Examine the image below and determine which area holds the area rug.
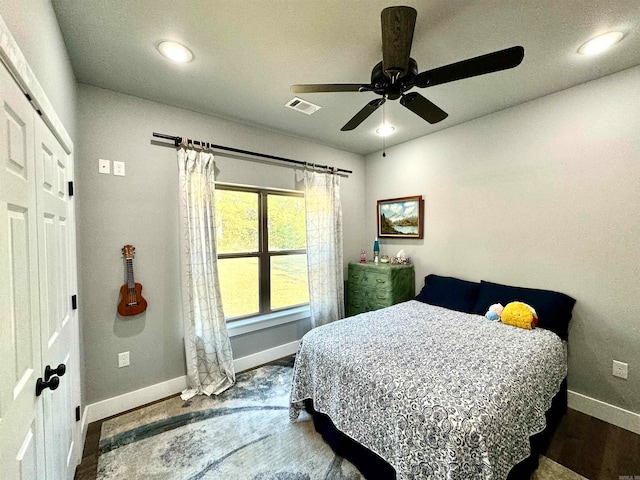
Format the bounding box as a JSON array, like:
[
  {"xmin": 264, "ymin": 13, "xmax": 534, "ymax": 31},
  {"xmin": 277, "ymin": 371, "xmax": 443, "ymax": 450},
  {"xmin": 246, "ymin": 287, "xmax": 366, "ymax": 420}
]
[{"xmin": 97, "ymin": 357, "xmax": 586, "ymax": 480}]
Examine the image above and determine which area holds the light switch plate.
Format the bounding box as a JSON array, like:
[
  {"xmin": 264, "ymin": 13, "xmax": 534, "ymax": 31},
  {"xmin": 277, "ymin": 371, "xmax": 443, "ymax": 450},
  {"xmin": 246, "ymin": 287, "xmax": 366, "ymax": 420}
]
[
  {"xmin": 612, "ymin": 360, "xmax": 628, "ymax": 379},
  {"xmin": 98, "ymin": 158, "xmax": 111, "ymax": 174},
  {"xmin": 113, "ymin": 160, "xmax": 125, "ymax": 176},
  {"xmin": 118, "ymin": 351, "xmax": 130, "ymax": 368}
]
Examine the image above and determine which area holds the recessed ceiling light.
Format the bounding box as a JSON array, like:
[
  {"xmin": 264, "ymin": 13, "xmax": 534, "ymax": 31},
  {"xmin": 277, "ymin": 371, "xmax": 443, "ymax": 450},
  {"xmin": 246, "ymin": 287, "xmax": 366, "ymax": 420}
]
[
  {"xmin": 158, "ymin": 41, "xmax": 193, "ymax": 63},
  {"xmin": 376, "ymin": 124, "xmax": 395, "ymax": 136},
  {"xmin": 578, "ymin": 31, "xmax": 624, "ymax": 56}
]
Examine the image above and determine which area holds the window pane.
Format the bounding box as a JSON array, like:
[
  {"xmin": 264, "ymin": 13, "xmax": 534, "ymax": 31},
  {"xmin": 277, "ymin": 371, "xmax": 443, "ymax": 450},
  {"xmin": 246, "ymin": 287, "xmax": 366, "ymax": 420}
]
[
  {"xmin": 218, "ymin": 257, "xmax": 259, "ymax": 318},
  {"xmin": 215, "ymin": 189, "xmax": 259, "ymax": 254},
  {"xmin": 271, "ymin": 254, "xmax": 309, "ymax": 309},
  {"xmin": 268, "ymin": 194, "xmax": 306, "ymax": 251}
]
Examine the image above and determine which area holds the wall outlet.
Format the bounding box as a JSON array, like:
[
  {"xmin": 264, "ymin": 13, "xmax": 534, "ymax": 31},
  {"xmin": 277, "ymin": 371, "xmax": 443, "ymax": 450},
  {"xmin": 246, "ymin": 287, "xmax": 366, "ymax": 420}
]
[
  {"xmin": 98, "ymin": 158, "xmax": 111, "ymax": 174},
  {"xmin": 113, "ymin": 160, "xmax": 125, "ymax": 176},
  {"xmin": 118, "ymin": 351, "xmax": 130, "ymax": 368},
  {"xmin": 612, "ymin": 360, "xmax": 628, "ymax": 379}
]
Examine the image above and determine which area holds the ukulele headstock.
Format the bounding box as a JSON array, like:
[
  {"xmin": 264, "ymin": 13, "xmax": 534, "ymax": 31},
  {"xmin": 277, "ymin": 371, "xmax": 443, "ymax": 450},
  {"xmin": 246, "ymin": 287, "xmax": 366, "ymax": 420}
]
[{"xmin": 122, "ymin": 244, "xmax": 135, "ymax": 259}]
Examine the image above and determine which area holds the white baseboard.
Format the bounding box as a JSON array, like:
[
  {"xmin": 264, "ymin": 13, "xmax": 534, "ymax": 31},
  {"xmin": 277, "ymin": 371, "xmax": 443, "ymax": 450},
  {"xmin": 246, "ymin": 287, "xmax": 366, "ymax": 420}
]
[
  {"xmin": 233, "ymin": 340, "xmax": 300, "ymax": 372},
  {"xmin": 86, "ymin": 375, "xmax": 189, "ymax": 424},
  {"xmin": 85, "ymin": 340, "xmax": 300, "ymax": 424},
  {"xmin": 568, "ymin": 389, "xmax": 640, "ymax": 434}
]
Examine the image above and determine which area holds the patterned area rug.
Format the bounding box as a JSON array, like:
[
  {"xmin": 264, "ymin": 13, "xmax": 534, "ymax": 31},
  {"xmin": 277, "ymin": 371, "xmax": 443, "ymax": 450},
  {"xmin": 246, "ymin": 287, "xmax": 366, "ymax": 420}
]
[{"xmin": 97, "ymin": 357, "xmax": 586, "ymax": 480}]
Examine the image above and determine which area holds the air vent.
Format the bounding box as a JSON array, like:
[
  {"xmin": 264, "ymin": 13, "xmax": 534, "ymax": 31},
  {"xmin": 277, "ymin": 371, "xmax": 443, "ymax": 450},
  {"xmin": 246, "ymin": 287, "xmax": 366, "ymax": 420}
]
[{"xmin": 285, "ymin": 97, "xmax": 321, "ymax": 115}]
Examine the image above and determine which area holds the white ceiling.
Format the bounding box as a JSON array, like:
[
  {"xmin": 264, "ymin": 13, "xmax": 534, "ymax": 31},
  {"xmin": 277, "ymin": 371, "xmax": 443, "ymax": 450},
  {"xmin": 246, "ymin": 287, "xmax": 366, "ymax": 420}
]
[{"xmin": 51, "ymin": 0, "xmax": 640, "ymax": 155}]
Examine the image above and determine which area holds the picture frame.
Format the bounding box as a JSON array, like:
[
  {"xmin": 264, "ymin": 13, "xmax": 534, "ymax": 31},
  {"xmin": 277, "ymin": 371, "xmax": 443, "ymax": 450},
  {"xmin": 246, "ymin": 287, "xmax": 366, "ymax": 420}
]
[{"xmin": 377, "ymin": 195, "xmax": 424, "ymax": 239}]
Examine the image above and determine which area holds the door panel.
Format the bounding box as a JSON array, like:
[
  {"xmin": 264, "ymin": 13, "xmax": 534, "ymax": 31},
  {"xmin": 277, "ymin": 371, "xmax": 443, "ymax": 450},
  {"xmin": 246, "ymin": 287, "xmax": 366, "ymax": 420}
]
[
  {"xmin": 0, "ymin": 62, "xmax": 45, "ymax": 480},
  {"xmin": 16, "ymin": 418, "xmax": 41, "ymax": 480},
  {"xmin": 35, "ymin": 114, "xmax": 78, "ymax": 480}
]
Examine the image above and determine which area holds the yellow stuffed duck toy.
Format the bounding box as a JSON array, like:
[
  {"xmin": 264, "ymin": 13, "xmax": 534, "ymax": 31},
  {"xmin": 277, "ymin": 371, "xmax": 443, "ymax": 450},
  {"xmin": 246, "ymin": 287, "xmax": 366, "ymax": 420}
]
[
  {"xmin": 486, "ymin": 301, "xmax": 538, "ymax": 329},
  {"xmin": 501, "ymin": 301, "xmax": 538, "ymax": 329}
]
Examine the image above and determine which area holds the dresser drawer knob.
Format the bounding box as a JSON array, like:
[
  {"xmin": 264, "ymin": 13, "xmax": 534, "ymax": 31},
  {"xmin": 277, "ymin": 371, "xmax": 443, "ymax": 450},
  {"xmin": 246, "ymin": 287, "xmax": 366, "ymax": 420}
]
[{"xmin": 376, "ymin": 279, "xmax": 386, "ymax": 283}]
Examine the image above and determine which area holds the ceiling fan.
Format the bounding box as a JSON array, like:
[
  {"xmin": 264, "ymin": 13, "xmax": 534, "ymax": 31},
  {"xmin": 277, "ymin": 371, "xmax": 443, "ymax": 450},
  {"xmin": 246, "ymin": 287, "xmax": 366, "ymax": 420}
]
[{"xmin": 291, "ymin": 6, "xmax": 524, "ymax": 131}]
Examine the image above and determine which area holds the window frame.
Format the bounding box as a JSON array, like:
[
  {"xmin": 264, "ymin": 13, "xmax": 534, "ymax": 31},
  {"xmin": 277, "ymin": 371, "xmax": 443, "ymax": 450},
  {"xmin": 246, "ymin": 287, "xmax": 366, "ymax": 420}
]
[{"xmin": 215, "ymin": 183, "xmax": 308, "ymax": 321}]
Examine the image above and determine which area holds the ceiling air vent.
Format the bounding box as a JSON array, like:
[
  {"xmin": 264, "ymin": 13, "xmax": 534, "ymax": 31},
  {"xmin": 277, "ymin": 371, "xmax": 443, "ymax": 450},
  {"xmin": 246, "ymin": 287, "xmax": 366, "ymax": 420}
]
[{"xmin": 285, "ymin": 97, "xmax": 321, "ymax": 115}]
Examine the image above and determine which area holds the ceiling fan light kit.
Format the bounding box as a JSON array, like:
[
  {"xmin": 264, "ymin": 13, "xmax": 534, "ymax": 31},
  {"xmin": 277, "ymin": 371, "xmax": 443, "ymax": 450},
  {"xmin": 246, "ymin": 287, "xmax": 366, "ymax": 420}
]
[
  {"xmin": 376, "ymin": 124, "xmax": 395, "ymax": 136},
  {"xmin": 290, "ymin": 6, "xmax": 524, "ymax": 132}
]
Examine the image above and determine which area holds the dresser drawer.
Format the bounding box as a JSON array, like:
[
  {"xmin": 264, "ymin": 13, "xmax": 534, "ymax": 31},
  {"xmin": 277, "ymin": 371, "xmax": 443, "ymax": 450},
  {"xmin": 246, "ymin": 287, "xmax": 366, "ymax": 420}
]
[
  {"xmin": 347, "ymin": 285, "xmax": 393, "ymax": 304},
  {"xmin": 348, "ymin": 267, "xmax": 391, "ymax": 289},
  {"xmin": 347, "ymin": 298, "xmax": 370, "ymax": 315},
  {"xmin": 347, "ymin": 296, "xmax": 389, "ymax": 315},
  {"xmin": 361, "ymin": 271, "xmax": 392, "ymax": 289}
]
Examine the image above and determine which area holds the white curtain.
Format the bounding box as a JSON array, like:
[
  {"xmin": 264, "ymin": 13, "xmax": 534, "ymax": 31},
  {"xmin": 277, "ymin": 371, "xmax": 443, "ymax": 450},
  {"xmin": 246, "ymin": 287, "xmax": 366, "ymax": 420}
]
[
  {"xmin": 177, "ymin": 147, "xmax": 235, "ymax": 400},
  {"xmin": 304, "ymin": 169, "xmax": 345, "ymax": 328}
]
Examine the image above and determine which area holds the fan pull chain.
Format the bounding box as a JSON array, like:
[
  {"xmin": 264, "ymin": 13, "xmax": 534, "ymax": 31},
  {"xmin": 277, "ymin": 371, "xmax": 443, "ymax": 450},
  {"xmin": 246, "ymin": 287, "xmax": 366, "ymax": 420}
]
[{"xmin": 382, "ymin": 100, "xmax": 387, "ymax": 157}]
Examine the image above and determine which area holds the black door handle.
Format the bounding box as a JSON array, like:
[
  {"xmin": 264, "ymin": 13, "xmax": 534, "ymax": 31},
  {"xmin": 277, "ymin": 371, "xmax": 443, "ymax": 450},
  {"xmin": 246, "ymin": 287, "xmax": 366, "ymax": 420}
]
[
  {"xmin": 44, "ymin": 363, "xmax": 66, "ymax": 381},
  {"xmin": 36, "ymin": 376, "xmax": 60, "ymax": 396}
]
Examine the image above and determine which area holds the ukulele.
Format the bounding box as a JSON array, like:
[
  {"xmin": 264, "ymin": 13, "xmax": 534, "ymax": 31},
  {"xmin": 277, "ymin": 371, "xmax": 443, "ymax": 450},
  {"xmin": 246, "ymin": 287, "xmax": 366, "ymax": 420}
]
[{"xmin": 117, "ymin": 245, "xmax": 148, "ymax": 316}]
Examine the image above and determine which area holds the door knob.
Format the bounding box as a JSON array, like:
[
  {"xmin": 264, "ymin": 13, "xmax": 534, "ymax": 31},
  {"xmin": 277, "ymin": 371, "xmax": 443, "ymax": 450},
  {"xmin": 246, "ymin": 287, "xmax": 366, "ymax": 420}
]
[
  {"xmin": 36, "ymin": 376, "xmax": 60, "ymax": 396},
  {"xmin": 44, "ymin": 363, "xmax": 66, "ymax": 381}
]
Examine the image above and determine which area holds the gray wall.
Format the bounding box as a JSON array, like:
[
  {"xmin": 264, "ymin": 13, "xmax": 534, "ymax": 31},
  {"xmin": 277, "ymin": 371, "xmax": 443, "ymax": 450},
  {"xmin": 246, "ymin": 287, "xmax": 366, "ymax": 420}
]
[
  {"xmin": 365, "ymin": 66, "xmax": 640, "ymax": 414},
  {"xmin": 77, "ymin": 84, "xmax": 365, "ymax": 404}
]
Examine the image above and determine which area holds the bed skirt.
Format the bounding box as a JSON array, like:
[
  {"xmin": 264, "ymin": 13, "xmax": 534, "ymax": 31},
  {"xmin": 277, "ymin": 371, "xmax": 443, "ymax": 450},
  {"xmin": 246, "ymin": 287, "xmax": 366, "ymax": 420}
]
[{"xmin": 304, "ymin": 378, "xmax": 568, "ymax": 480}]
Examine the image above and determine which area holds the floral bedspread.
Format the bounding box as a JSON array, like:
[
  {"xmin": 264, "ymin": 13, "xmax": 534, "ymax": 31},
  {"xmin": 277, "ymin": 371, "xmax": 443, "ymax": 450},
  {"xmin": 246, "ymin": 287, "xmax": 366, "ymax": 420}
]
[{"xmin": 290, "ymin": 300, "xmax": 567, "ymax": 480}]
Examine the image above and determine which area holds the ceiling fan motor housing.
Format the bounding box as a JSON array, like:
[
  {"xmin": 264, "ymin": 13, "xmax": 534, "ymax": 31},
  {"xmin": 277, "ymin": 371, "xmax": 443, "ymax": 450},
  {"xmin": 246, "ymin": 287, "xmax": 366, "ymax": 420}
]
[{"xmin": 371, "ymin": 58, "xmax": 418, "ymax": 100}]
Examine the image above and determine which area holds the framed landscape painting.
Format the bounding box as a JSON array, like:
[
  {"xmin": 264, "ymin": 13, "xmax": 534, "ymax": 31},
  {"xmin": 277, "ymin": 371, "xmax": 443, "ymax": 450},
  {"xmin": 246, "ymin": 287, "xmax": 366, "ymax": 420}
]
[{"xmin": 377, "ymin": 195, "xmax": 424, "ymax": 239}]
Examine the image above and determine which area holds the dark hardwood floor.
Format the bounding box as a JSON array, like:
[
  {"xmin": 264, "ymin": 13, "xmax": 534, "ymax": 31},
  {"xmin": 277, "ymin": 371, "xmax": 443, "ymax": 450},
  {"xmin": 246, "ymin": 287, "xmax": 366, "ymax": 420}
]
[
  {"xmin": 546, "ymin": 409, "xmax": 640, "ymax": 480},
  {"xmin": 75, "ymin": 407, "xmax": 639, "ymax": 480}
]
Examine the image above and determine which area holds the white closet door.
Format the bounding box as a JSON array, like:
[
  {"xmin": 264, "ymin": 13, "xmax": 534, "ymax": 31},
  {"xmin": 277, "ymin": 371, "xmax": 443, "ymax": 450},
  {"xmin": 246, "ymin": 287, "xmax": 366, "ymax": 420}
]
[
  {"xmin": 0, "ymin": 56, "xmax": 80, "ymax": 479},
  {"xmin": 35, "ymin": 109, "xmax": 79, "ymax": 480},
  {"xmin": 0, "ymin": 62, "xmax": 46, "ymax": 479}
]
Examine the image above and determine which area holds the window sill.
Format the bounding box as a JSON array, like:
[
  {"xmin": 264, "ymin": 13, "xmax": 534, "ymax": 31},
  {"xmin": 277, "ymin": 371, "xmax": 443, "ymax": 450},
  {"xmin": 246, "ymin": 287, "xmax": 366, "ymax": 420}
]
[{"xmin": 226, "ymin": 306, "xmax": 310, "ymax": 337}]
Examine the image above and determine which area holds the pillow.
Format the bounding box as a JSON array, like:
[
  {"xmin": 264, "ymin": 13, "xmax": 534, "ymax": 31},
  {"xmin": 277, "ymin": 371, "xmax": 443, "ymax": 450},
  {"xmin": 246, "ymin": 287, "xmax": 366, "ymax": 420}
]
[
  {"xmin": 472, "ymin": 280, "xmax": 576, "ymax": 340},
  {"xmin": 415, "ymin": 274, "xmax": 481, "ymax": 314}
]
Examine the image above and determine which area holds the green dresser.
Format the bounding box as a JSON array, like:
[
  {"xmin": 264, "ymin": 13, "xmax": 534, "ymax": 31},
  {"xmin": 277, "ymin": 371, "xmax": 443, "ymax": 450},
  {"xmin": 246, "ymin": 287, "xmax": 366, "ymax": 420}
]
[{"xmin": 346, "ymin": 262, "xmax": 415, "ymax": 316}]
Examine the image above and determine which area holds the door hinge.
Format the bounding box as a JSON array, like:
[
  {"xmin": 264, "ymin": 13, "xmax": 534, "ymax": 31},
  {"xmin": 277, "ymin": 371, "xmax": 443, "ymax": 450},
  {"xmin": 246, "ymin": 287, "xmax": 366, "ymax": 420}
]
[
  {"xmin": 24, "ymin": 93, "xmax": 42, "ymax": 116},
  {"xmin": 76, "ymin": 406, "xmax": 81, "ymax": 422},
  {"xmin": 68, "ymin": 181, "xmax": 74, "ymax": 197},
  {"xmin": 71, "ymin": 294, "xmax": 77, "ymax": 310}
]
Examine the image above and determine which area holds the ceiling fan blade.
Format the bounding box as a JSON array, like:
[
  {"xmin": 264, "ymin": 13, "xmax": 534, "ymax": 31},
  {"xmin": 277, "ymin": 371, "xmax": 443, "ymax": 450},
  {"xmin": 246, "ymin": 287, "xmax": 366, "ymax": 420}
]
[
  {"xmin": 415, "ymin": 46, "xmax": 524, "ymax": 88},
  {"xmin": 341, "ymin": 98, "xmax": 386, "ymax": 131},
  {"xmin": 400, "ymin": 92, "xmax": 448, "ymax": 124},
  {"xmin": 291, "ymin": 84, "xmax": 371, "ymax": 93},
  {"xmin": 381, "ymin": 6, "xmax": 417, "ymax": 79}
]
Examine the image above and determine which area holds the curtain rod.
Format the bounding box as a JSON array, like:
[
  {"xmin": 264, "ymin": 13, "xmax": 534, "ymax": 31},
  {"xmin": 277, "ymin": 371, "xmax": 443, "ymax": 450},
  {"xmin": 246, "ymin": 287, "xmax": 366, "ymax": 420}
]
[{"xmin": 152, "ymin": 132, "xmax": 353, "ymax": 174}]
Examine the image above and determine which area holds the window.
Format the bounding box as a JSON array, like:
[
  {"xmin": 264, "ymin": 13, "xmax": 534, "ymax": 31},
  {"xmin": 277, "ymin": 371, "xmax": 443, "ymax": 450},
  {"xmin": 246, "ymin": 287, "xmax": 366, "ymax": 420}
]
[{"xmin": 215, "ymin": 184, "xmax": 309, "ymax": 320}]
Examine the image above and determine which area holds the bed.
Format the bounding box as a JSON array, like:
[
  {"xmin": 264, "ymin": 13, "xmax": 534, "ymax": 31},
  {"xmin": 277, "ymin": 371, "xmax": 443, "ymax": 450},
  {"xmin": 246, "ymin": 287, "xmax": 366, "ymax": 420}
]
[{"xmin": 290, "ymin": 275, "xmax": 576, "ymax": 480}]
